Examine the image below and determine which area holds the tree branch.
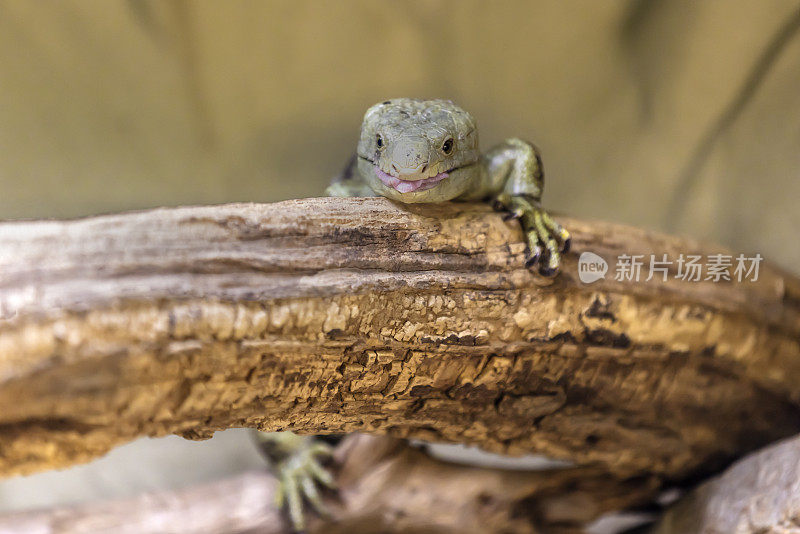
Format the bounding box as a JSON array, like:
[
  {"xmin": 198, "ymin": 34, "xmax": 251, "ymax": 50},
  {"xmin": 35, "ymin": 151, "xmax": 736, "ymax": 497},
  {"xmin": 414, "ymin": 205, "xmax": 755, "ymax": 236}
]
[
  {"xmin": 0, "ymin": 198, "xmax": 798, "ymax": 484},
  {"xmin": 0, "ymin": 434, "xmax": 659, "ymax": 534},
  {"xmin": 651, "ymin": 433, "xmax": 800, "ymax": 534}
]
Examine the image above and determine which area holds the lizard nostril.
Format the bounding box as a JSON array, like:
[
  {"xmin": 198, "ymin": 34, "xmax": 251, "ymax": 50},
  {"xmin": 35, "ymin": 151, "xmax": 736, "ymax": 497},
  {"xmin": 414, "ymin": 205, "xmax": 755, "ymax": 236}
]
[{"xmin": 391, "ymin": 163, "xmax": 399, "ymax": 173}]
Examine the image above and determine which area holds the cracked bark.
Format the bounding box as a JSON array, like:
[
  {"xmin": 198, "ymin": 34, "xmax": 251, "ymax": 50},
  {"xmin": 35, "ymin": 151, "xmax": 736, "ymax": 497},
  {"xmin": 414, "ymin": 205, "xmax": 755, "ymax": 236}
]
[{"xmin": 0, "ymin": 197, "xmax": 799, "ymax": 490}]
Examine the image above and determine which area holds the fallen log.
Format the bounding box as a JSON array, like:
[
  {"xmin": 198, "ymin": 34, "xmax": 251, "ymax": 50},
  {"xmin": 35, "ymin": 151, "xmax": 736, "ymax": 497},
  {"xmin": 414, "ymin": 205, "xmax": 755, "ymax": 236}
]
[{"xmin": 0, "ymin": 197, "xmax": 798, "ymax": 484}]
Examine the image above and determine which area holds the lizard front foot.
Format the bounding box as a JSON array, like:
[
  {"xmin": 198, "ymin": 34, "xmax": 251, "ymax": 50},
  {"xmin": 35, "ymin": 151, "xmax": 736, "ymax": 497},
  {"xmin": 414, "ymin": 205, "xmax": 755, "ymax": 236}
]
[
  {"xmin": 497, "ymin": 195, "xmax": 571, "ymax": 277},
  {"xmin": 254, "ymin": 431, "xmax": 337, "ymax": 533}
]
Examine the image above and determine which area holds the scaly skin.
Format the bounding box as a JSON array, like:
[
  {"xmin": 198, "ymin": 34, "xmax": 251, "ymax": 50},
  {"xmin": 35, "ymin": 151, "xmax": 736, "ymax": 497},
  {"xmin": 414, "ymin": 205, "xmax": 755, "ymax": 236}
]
[
  {"xmin": 254, "ymin": 432, "xmax": 336, "ymax": 532},
  {"xmin": 262, "ymin": 99, "xmax": 570, "ymax": 531},
  {"xmin": 328, "ymin": 98, "xmax": 570, "ymax": 273}
]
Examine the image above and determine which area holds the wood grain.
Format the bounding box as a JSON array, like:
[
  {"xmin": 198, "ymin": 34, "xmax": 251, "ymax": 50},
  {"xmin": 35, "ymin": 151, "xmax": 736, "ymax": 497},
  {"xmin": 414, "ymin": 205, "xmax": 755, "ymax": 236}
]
[{"xmin": 0, "ymin": 198, "xmax": 798, "ymax": 485}]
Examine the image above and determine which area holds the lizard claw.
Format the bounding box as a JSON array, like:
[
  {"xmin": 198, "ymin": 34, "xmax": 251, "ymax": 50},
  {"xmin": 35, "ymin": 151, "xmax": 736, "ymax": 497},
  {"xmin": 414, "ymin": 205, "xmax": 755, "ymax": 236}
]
[
  {"xmin": 535, "ymin": 247, "xmax": 558, "ymax": 277},
  {"xmin": 502, "ymin": 208, "xmax": 525, "ymax": 221},
  {"xmin": 501, "ymin": 195, "xmax": 570, "ymax": 276},
  {"xmin": 524, "ymin": 245, "xmax": 542, "ymax": 268},
  {"xmin": 538, "ymin": 263, "xmax": 558, "ymax": 278}
]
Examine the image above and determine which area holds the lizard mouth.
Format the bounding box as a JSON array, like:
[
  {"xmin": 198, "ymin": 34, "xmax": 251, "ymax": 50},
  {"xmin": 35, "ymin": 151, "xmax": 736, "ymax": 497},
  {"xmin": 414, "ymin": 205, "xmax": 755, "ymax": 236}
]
[{"xmin": 374, "ymin": 167, "xmax": 449, "ymax": 193}]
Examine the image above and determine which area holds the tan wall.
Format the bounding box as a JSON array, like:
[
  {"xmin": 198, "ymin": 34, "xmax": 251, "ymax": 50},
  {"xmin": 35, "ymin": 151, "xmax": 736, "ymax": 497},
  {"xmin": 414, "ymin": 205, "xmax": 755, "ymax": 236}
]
[{"xmin": 1, "ymin": 0, "xmax": 799, "ymax": 269}]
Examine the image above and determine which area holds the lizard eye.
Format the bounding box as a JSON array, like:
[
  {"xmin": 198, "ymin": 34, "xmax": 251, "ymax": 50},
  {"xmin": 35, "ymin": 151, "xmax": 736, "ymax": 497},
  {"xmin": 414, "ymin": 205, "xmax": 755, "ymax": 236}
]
[
  {"xmin": 376, "ymin": 135, "xmax": 384, "ymax": 149},
  {"xmin": 441, "ymin": 137, "xmax": 454, "ymax": 154}
]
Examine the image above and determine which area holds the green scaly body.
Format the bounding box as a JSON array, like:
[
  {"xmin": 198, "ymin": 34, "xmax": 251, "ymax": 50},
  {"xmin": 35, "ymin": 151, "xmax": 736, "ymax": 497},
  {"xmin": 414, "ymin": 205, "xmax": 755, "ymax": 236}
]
[{"xmin": 327, "ymin": 98, "xmax": 570, "ymax": 274}]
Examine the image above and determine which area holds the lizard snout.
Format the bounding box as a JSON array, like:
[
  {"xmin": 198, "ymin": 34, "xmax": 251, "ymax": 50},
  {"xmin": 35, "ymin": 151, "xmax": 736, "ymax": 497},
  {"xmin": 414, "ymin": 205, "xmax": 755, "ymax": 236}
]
[
  {"xmin": 391, "ymin": 162, "xmax": 428, "ymax": 175},
  {"xmin": 389, "ymin": 141, "xmax": 431, "ymax": 177}
]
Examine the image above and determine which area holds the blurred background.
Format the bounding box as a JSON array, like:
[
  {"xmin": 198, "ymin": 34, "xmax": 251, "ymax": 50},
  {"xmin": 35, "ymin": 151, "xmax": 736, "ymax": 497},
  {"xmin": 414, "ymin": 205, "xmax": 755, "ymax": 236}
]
[{"xmin": 0, "ymin": 0, "xmax": 798, "ymax": 522}]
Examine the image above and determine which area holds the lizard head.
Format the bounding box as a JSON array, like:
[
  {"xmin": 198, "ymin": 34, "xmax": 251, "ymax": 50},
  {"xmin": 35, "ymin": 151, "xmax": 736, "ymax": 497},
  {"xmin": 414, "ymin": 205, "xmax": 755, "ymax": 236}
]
[{"xmin": 356, "ymin": 98, "xmax": 480, "ymax": 203}]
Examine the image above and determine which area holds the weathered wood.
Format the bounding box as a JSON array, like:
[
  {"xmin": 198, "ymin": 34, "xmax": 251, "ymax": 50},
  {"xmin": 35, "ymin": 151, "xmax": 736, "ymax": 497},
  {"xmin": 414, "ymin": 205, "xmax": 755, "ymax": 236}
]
[
  {"xmin": 650, "ymin": 433, "xmax": 800, "ymax": 534},
  {"xmin": 0, "ymin": 197, "xmax": 799, "ymax": 483},
  {"xmin": 0, "ymin": 471, "xmax": 280, "ymax": 534},
  {"xmin": 0, "ymin": 434, "xmax": 659, "ymax": 534}
]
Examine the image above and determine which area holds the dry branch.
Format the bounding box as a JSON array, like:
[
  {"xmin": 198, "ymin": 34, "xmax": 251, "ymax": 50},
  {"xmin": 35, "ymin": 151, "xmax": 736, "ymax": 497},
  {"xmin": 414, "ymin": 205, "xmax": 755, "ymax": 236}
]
[
  {"xmin": 0, "ymin": 434, "xmax": 659, "ymax": 534},
  {"xmin": 0, "ymin": 197, "xmax": 799, "ymax": 484},
  {"xmin": 650, "ymin": 433, "xmax": 800, "ymax": 534}
]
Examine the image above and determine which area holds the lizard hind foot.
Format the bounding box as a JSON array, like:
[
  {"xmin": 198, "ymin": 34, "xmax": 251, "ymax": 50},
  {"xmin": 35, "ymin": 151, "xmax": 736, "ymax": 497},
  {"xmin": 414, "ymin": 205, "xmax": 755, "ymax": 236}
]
[{"xmin": 255, "ymin": 432, "xmax": 338, "ymax": 533}]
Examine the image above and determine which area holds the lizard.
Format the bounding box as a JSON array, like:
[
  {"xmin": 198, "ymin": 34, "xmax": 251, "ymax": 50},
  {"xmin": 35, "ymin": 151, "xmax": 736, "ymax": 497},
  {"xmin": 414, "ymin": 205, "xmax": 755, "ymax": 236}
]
[{"xmin": 256, "ymin": 98, "xmax": 570, "ymax": 532}]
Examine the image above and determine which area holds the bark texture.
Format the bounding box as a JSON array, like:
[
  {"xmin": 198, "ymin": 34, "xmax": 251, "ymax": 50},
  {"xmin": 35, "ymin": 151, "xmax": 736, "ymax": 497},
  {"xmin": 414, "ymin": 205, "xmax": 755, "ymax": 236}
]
[
  {"xmin": 0, "ymin": 434, "xmax": 659, "ymax": 534},
  {"xmin": 0, "ymin": 198, "xmax": 799, "ymax": 485}
]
